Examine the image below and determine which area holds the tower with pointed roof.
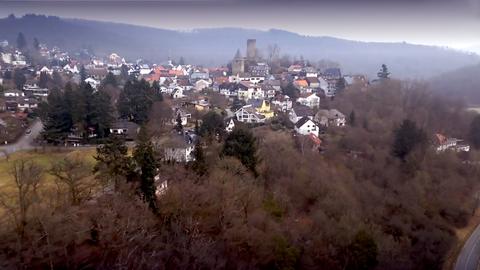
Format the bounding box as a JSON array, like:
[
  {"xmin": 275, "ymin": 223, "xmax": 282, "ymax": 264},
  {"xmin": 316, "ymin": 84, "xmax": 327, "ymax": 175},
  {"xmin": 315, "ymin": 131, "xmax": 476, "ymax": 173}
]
[{"xmin": 232, "ymin": 49, "xmax": 245, "ymax": 75}]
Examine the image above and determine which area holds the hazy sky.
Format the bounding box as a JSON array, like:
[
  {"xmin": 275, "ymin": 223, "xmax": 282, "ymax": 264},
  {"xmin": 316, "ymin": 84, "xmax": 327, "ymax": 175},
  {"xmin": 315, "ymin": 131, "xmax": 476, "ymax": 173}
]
[{"xmin": 1, "ymin": 0, "xmax": 480, "ymax": 51}]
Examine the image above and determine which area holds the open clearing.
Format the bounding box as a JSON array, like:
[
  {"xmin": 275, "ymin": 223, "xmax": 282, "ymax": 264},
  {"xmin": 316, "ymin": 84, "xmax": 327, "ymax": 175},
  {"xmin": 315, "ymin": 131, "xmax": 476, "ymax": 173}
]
[{"xmin": 0, "ymin": 148, "xmax": 97, "ymax": 187}]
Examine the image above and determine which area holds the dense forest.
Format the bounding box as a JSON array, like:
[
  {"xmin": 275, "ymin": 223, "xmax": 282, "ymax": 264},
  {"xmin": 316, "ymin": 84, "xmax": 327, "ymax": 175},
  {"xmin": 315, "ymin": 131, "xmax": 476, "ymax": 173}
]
[{"xmin": 1, "ymin": 80, "xmax": 480, "ymax": 269}]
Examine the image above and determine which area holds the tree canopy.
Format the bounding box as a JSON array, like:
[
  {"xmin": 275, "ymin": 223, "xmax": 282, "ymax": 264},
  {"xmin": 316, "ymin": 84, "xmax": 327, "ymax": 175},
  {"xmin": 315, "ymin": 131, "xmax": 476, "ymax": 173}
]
[
  {"xmin": 377, "ymin": 64, "xmax": 390, "ymax": 80},
  {"xmin": 222, "ymin": 127, "xmax": 258, "ymax": 176},
  {"xmin": 391, "ymin": 119, "xmax": 427, "ymax": 161},
  {"xmin": 16, "ymin": 32, "xmax": 26, "ymax": 50},
  {"xmin": 117, "ymin": 78, "xmax": 154, "ymax": 124},
  {"xmin": 40, "ymin": 83, "xmax": 114, "ymax": 143}
]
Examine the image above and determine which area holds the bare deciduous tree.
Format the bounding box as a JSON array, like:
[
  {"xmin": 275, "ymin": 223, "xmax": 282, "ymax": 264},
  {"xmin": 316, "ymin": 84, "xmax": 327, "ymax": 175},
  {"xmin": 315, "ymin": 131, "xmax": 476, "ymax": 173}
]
[
  {"xmin": 0, "ymin": 159, "xmax": 43, "ymax": 265},
  {"xmin": 50, "ymin": 156, "xmax": 93, "ymax": 205}
]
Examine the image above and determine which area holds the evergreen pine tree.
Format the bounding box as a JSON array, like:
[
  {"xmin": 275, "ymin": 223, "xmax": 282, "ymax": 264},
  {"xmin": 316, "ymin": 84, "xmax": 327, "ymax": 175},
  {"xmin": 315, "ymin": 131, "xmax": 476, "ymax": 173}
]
[
  {"xmin": 80, "ymin": 65, "xmax": 87, "ymax": 82},
  {"xmin": 33, "ymin": 37, "xmax": 40, "ymax": 51},
  {"xmin": 175, "ymin": 114, "xmax": 183, "ymax": 133},
  {"xmin": 346, "ymin": 230, "xmax": 378, "ymax": 270},
  {"xmin": 51, "ymin": 71, "xmax": 63, "ymax": 88},
  {"xmin": 200, "ymin": 111, "xmax": 225, "ymax": 140},
  {"xmin": 194, "ymin": 119, "xmax": 200, "ymax": 135},
  {"xmin": 179, "ymin": 56, "xmax": 186, "ymax": 65},
  {"xmin": 94, "ymin": 135, "xmax": 134, "ymax": 189},
  {"xmin": 40, "ymin": 88, "xmax": 73, "ymax": 143},
  {"xmin": 391, "ymin": 119, "xmax": 427, "ymax": 161},
  {"xmin": 16, "ymin": 32, "xmax": 26, "ymax": 50},
  {"xmin": 192, "ymin": 139, "xmax": 208, "ymax": 176},
  {"xmin": 91, "ymin": 90, "xmax": 114, "ymax": 138},
  {"xmin": 133, "ymin": 127, "xmax": 158, "ymax": 212},
  {"xmin": 336, "ymin": 77, "xmax": 346, "ymax": 91},
  {"xmin": 101, "ymin": 72, "xmax": 117, "ymax": 87},
  {"xmin": 13, "ymin": 69, "xmax": 26, "ymax": 90},
  {"xmin": 377, "ymin": 64, "xmax": 390, "ymax": 80},
  {"xmin": 152, "ymin": 80, "xmax": 163, "ymax": 101},
  {"xmin": 38, "ymin": 71, "xmax": 49, "ymax": 88},
  {"xmin": 222, "ymin": 127, "xmax": 258, "ymax": 176},
  {"xmin": 117, "ymin": 78, "xmax": 154, "ymax": 124},
  {"xmin": 282, "ymin": 82, "xmax": 299, "ymax": 99},
  {"xmin": 469, "ymin": 115, "xmax": 480, "ymax": 149},
  {"xmin": 120, "ymin": 64, "xmax": 129, "ymax": 81},
  {"xmin": 349, "ymin": 110, "xmax": 356, "ymax": 127}
]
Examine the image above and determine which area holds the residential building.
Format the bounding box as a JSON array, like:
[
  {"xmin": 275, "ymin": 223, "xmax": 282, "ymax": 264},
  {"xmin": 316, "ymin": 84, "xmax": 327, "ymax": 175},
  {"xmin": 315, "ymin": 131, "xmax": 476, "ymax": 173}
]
[
  {"xmin": 295, "ymin": 116, "xmax": 319, "ymax": 136},
  {"xmin": 289, "ymin": 104, "xmax": 314, "ymax": 124},
  {"xmin": 109, "ymin": 120, "xmax": 140, "ymax": 140},
  {"xmin": 315, "ymin": 109, "xmax": 346, "ymax": 127},
  {"xmin": 155, "ymin": 133, "xmax": 197, "ymax": 162},
  {"xmin": 434, "ymin": 133, "xmax": 470, "ymax": 152},
  {"xmin": 235, "ymin": 105, "xmax": 266, "ymax": 123},
  {"xmin": 23, "ymin": 84, "xmax": 49, "ymax": 97},
  {"xmin": 172, "ymin": 108, "xmax": 192, "ymax": 126},
  {"xmin": 194, "ymin": 79, "xmax": 211, "ymax": 91},
  {"xmin": 4, "ymin": 89, "xmax": 24, "ymax": 98},
  {"xmin": 255, "ymin": 99, "xmax": 275, "ymax": 119},
  {"xmin": 306, "ymin": 77, "xmax": 320, "ymax": 89},
  {"xmin": 272, "ymin": 94, "xmax": 293, "ymax": 112},
  {"xmin": 16, "ymin": 97, "xmax": 38, "ymax": 111},
  {"xmin": 249, "ymin": 63, "xmax": 270, "ymax": 77},
  {"xmin": 172, "ymin": 88, "xmax": 185, "ymax": 99},
  {"xmin": 323, "ymin": 68, "xmax": 342, "ymax": 80},
  {"xmin": 297, "ymin": 93, "xmax": 320, "ymax": 108},
  {"xmin": 85, "ymin": 77, "xmax": 100, "ymax": 90},
  {"xmin": 225, "ymin": 118, "xmax": 236, "ymax": 133}
]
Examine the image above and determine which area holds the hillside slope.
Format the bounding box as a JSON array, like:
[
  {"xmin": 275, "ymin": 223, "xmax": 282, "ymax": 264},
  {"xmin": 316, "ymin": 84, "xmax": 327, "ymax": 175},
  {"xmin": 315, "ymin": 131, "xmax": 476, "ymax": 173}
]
[
  {"xmin": 0, "ymin": 14, "xmax": 479, "ymax": 79},
  {"xmin": 430, "ymin": 63, "xmax": 480, "ymax": 105}
]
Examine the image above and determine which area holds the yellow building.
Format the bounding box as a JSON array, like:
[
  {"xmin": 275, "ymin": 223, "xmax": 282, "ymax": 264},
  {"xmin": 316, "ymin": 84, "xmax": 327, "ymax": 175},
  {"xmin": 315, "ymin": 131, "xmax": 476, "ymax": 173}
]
[{"xmin": 256, "ymin": 100, "xmax": 275, "ymax": 119}]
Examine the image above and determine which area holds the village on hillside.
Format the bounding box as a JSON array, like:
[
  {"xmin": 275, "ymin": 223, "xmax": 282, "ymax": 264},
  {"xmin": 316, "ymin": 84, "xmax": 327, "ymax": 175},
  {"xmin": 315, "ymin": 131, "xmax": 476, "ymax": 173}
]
[
  {"xmin": 1, "ymin": 18, "xmax": 480, "ymax": 269},
  {"xmin": 0, "ymin": 35, "xmax": 470, "ymax": 160}
]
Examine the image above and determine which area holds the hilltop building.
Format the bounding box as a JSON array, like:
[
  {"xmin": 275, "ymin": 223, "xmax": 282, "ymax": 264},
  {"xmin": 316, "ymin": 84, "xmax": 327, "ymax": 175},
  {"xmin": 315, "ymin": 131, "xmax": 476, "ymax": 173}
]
[
  {"xmin": 247, "ymin": 39, "xmax": 257, "ymax": 61},
  {"xmin": 232, "ymin": 49, "xmax": 245, "ymax": 75}
]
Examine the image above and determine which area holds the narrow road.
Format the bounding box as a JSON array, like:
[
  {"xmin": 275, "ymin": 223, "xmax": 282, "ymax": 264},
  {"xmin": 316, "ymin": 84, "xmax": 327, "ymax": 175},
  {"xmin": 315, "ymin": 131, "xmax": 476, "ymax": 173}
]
[
  {"xmin": 455, "ymin": 223, "xmax": 480, "ymax": 270},
  {"xmin": 0, "ymin": 119, "xmax": 43, "ymax": 156}
]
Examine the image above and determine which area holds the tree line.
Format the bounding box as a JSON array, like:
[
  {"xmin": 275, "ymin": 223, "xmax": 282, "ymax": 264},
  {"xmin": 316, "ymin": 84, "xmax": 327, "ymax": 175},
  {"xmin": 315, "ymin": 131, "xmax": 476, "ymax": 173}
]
[{"xmin": 1, "ymin": 79, "xmax": 480, "ymax": 269}]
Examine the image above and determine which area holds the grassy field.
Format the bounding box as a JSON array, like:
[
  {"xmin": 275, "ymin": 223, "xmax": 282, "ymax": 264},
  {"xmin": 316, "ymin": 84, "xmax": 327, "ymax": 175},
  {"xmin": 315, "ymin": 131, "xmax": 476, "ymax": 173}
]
[{"xmin": 0, "ymin": 148, "xmax": 97, "ymax": 187}]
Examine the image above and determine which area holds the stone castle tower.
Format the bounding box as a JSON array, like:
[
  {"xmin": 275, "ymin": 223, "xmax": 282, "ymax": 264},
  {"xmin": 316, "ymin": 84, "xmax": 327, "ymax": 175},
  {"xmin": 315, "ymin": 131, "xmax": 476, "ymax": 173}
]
[
  {"xmin": 247, "ymin": 39, "xmax": 256, "ymax": 61},
  {"xmin": 232, "ymin": 49, "xmax": 245, "ymax": 75}
]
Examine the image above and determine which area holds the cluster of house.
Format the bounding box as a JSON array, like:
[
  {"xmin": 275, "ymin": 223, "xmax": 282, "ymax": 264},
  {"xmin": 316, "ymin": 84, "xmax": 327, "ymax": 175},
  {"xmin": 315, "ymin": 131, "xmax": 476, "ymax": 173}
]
[
  {"xmin": 2, "ymin": 38, "xmax": 470, "ymax": 161},
  {"xmin": 1, "ymin": 84, "xmax": 48, "ymax": 112}
]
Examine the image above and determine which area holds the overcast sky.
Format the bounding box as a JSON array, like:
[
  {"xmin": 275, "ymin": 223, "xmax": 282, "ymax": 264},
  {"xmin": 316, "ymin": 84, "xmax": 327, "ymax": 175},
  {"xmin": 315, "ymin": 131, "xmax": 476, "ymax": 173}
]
[{"xmin": 1, "ymin": 0, "xmax": 479, "ymax": 51}]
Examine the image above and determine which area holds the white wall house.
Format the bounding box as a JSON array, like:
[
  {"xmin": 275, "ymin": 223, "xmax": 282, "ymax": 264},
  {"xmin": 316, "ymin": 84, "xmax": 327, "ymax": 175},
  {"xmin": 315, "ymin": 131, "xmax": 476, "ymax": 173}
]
[
  {"xmin": 194, "ymin": 79, "xmax": 211, "ymax": 91},
  {"xmin": 172, "ymin": 88, "xmax": 185, "ymax": 99},
  {"xmin": 17, "ymin": 98, "xmax": 38, "ymax": 110},
  {"xmin": 297, "ymin": 93, "xmax": 320, "ymax": 108},
  {"xmin": 272, "ymin": 95, "xmax": 292, "ymax": 112},
  {"xmin": 85, "ymin": 77, "xmax": 100, "ymax": 90},
  {"xmin": 295, "ymin": 117, "xmax": 319, "ymax": 137},
  {"xmin": 172, "ymin": 108, "xmax": 191, "ymax": 126},
  {"xmin": 315, "ymin": 109, "xmax": 346, "ymax": 127},
  {"xmin": 4, "ymin": 90, "xmax": 24, "ymax": 97},
  {"xmin": 225, "ymin": 119, "xmax": 236, "ymax": 133},
  {"xmin": 235, "ymin": 105, "xmax": 265, "ymax": 123}
]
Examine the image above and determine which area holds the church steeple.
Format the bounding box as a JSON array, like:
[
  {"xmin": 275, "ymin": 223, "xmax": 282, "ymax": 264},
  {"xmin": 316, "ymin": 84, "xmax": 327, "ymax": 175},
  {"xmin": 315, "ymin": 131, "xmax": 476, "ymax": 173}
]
[{"xmin": 234, "ymin": 48, "xmax": 242, "ymax": 59}]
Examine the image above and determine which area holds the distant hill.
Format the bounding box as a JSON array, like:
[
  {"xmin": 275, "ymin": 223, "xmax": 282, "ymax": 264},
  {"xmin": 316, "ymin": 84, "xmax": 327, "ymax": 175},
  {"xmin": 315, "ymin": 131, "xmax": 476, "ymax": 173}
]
[
  {"xmin": 430, "ymin": 63, "xmax": 480, "ymax": 105},
  {"xmin": 0, "ymin": 14, "xmax": 479, "ymax": 79}
]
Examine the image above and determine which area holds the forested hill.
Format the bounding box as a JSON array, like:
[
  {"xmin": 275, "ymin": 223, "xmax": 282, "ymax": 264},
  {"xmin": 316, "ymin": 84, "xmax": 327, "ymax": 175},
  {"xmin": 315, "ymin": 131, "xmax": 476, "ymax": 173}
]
[
  {"xmin": 0, "ymin": 14, "xmax": 479, "ymax": 79},
  {"xmin": 430, "ymin": 63, "xmax": 480, "ymax": 105}
]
